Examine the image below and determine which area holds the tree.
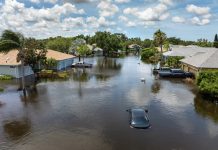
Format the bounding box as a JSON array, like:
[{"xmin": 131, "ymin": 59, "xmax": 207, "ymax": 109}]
[
  {"xmin": 70, "ymin": 38, "xmax": 86, "ymax": 55},
  {"xmin": 93, "ymin": 31, "xmax": 122, "ymax": 56},
  {"xmin": 197, "ymin": 71, "xmax": 218, "ymax": 99},
  {"xmin": 153, "ymin": 29, "xmax": 167, "ymax": 53},
  {"xmin": 141, "ymin": 47, "xmax": 159, "ymax": 63},
  {"xmin": 163, "ymin": 40, "xmax": 170, "ymax": 51},
  {"xmin": 46, "ymin": 37, "xmax": 72, "ymax": 53},
  {"xmin": 76, "ymin": 45, "xmax": 91, "ymax": 62},
  {"xmin": 214, "ymin": 34, "xmax": 218, "ymax": 48},
  {"xmin": 0, "ymin": 30, "xmax": 26, "ymax": 95},
  {"xmin": 23, "ymin": 38, "xmax": 47, "ymax": 73},
  {"xmin": 214, "ymin": 34, "xmax": 218, "ymax": 42}
]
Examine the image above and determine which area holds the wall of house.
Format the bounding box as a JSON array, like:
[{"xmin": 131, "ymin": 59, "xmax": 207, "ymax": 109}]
[
  {"xmin": 182, "ymin": 63, "xmax": 199, "ymax": 76},
  {"xmin": 57, "ymin": 58, "xmax": 74, "ymax": 70},
  {"xmin": 182, "ymin": 63, "xmax": 218, "ymax": 77},
  {"xmin": 0, "ymin": 65, "xmax": 34, "ymax": 78}
]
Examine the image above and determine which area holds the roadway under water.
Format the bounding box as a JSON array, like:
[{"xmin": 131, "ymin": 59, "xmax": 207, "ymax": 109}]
[{"xmin": 0, "ymin": 56, "xmax": 218, "ymax": 150}]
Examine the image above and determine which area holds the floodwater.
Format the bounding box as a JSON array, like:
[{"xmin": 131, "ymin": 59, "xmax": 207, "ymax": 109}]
[{"xmin": 0, "ymin": 56, "xmax": 218, "ymax": 150}]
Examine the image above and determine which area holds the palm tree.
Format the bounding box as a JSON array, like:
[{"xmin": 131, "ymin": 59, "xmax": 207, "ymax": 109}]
[
  {"xmin": 0, "ymin": 30, "xmax": 26, "ymax": 95},
  {"xmin": 153, "ymin": 29, "xmax": 167, "ymax": 54}
]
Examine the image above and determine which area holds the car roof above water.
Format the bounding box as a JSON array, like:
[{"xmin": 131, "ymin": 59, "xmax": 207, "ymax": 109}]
[{"xmin": 131, "ymin": 108, "xmax": 146, "ymax": 117}]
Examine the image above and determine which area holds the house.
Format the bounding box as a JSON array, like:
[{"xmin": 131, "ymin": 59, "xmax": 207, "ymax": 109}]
[
  {"xmin": 44, "ymin": 49, "xmax": 76, "ymax": 70},
  {"xmin": 163, "ymin": 45, "xmax": 218, "ymax": 61},
  {"xmin": 180, "ymin": 48, "xmax": 218, "ymax": 76},
  {"xmin": 0, "ymin": 49, "xmax": 76, "ymax": 78}
]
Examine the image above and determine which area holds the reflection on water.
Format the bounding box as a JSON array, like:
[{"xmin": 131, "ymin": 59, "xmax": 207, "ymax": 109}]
[
  {"xmin": 194, "ymin": 94, "xmax": 218, "ymax": 123},
  {"xmin": 1, "ymin": 57, "xmax": 218, "ymax": 150},
  {"xmin": 151, "ymin": 80, "xmax": 161, "ymax": 94},
  {"xmin": 71, "ymin": 68, "xmax": 90, "ymax": 82},
  {"xmin": 3, "ymin": 118, "xmax": 31, "ymax": 141}
]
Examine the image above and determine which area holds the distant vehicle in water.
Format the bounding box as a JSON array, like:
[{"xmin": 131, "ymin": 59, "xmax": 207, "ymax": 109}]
[
  {"xmin": 126, "ymin": 108, "xmax": 150, "ymax": 129},
  {"xmin": 153, "ymin": 67, "xmax": 171, "ymax": 74},
  {"xmin": 71, "ymin": 61, "xmax": 92, "ymax": 68},
  {"xmin": 158, "ymin": 68, "xmax": 194, "ymax": 78}
]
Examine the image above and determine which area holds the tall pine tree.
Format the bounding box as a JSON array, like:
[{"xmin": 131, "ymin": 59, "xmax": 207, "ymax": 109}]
[
  {"xmin": 214, "ymin": 34, "xmax": 218, "ymax": 48},
  {"xmin": 214, "ymin": 34, "xmax": 218, "ymax": 42}
]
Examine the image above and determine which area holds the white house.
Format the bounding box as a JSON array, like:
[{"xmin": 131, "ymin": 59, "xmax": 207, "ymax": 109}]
[
  {"xmin": 45, "ymin": 49, "xmax": 76, "ymax": 70},
  {"xmin": 0, "ymin": 49, "xmax": 76, "ymax": 78},
  {"xmin": 163, "ymin": 45, "xmax": 218, "ymax": 59},
  {"xmin": 180, "ymin": 48, "xmax": 218, "ymax": 75}
]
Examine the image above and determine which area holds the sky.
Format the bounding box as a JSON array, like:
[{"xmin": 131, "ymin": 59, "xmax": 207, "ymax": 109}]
[{"xmin": 0, "ymin": 0, "xmax": 218, "ymax": 41}]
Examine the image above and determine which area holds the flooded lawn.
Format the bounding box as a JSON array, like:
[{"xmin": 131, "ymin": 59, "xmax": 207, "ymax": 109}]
[{"xmin": 1, "ymin": 56, "xmax": 218, "ymax": 150}]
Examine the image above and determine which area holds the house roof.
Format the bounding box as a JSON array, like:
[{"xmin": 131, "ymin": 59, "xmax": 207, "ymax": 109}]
[
  {"xmin": 163, "ymin": 45, "xmax": 218, "ymax": 58},
  {"xmin": 46, "ymin": 49, "xmax": 76, "ymax": 61},
  {"xmin": 0, "ymin": 50, "xmax": 20, "ymax": 65},
  {"xmin": 0, "ymin": 49, "xmax": 76, "ymax": 66},
  {"xmin": 180, "ymin": 49, "xmax": 218, "ymax": 69}
]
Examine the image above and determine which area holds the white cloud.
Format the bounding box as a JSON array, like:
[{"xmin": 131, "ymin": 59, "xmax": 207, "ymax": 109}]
[
  {"xmin": 115, "ymin": 0, "xmax": 130, "ymax": 3},
  {"xmin": 97, "ymin": 1, "xmax": 119, "ymax": 17},
  {"xmin": 186, "ymin": 4, "xmax": 211, "ymax": 26},
  {"xmin": 172, "ymin": 16, "xmax": 185, "ymax": 23},
  {"xmin": 30, "ymin": 0, "xmax": 40, "ymax": 3},
  {"xmin": 190, "ymin": 17, "xmax": 210, "ymax": 26},
  {"xmin": 123, "ymin": 7, "xmax": 138, "ymax": 15},
  {"xmin": 0, "ymin": 0, "xmax": 87, "ymax": 38},
  {"xmin": 30, "ymin": 0, "xmax": 58, "ymax": 4},
  {"xmin": 186, "ymin": 4, "xmax": 210, "ymax": 16},
  {"xmin": 118, "ymin": 15, "xmax": 128, "ymax": 22},
  {"xmin": 125, "ymin": 4, "xmax": 169, "ymax": 21},
  {"xmin": 159, "ymin": 0, "xmax": 173, "ymax": 6},
  {"xmin": 126, "ymin": 21, "xmax": 136, "ymax": 27}
]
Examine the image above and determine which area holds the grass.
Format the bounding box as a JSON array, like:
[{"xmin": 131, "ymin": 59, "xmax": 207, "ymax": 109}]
[
  {"xmin": 57, "ymin": 71, "xmax": 69, "ymax": 79},
  {"xmin": 38, "ymin": 70, "xmax": 69, "ymax": 79},
  {"xmin": 0, "ymin": 75, "xmax": 13, "ymax": 80}
]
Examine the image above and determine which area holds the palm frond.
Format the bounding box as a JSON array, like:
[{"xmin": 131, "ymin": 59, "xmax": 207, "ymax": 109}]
[
  {"xmin": 0, "ymin": 40, "xmax": 20, "ymax": 53},
  {"xmin": 1, "ymin": 30, "xmax": 21, "ymax": 45}
]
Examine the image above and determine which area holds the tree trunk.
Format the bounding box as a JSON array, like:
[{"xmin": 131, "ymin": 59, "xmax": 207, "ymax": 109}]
[
  {"xmin": 160, "ymin": 44, "xmax": 163, "ymax": 54},
  {"xmin": 21, "ymin": 59, "xmax": 26, "ymax": 96}
]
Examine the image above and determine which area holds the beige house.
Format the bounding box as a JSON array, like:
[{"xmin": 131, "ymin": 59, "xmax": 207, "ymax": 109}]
[
  {"xmin": 0, "ymin": 49, "xmax": 76, "ymax": 78},
  {"xmin": 180, "ymin": 48, "xmax": 218, "ymax": 76}
]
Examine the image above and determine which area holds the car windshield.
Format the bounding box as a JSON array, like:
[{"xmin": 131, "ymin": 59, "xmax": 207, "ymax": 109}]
[{"xmin": 131, "ymin": 109, "xmax": 147, "ymax": 124}]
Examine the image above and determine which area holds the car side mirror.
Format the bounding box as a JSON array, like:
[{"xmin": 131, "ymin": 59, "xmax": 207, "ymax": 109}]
[{"xmin": 145, "ymin": 109, "xmax": 148, "ymax": 113}]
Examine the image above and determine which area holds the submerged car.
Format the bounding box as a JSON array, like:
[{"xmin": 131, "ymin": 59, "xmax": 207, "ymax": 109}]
[
  {"xmin": 127, "ymin": 108, "xmax": 150, "ymax": 129},
  {"xmin": 71, "ymin": 61, "xmax": 92, "ymax": 68},
  {"xmin": 153, "ymin": 67, "xmax": 171, "ymax": 74},
  {"xmin": 158, "ymin": 68, "xmax": 194, "ymax": 78}
]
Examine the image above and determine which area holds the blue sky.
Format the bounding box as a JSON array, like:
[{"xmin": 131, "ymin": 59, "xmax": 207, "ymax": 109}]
[{"xmin": 0, "ymin": 0, "xmax": 217, "ymax": 41}]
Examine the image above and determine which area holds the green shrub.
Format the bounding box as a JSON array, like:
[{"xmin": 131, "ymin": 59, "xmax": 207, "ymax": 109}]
[
  {"xmin": 197, "ymin": 71, "xmax": 218, "ymax": 98},
  {"xmin": 0, "ymin": 87, "xmax": 4, "ymax": 92},
  {"xmin": 141, "ymin": 48, "xmax": 159, "ymax": 62},
  {"xmin": 0, "ymin": 75, "xmax": 13, "ymax": 80},
  {"xmin": 165, "ymin": 56, "xmax": 184, "ymax": 68}
]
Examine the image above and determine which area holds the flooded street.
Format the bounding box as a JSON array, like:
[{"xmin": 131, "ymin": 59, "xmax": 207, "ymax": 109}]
[{"xmin": 1, "ymin": 56, "xmax": 218, "ymax": 150}]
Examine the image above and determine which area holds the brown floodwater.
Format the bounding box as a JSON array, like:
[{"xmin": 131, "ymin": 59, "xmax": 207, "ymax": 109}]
[{"xmin": 0, "ymin": 56, "xmax": 218, "ymax": 150}]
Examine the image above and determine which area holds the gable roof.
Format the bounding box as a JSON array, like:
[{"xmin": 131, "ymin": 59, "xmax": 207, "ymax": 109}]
[
  {"xmin": 180, "ymin": 49, "xmax": 218, "ymax": 69},
  {"xmin": 163, "ymin": 45, "xmax": 218, "ymax": 58},
  {"xmin": 0, "ymin": 49, "xmax": 76, "ymax": 66},
  {"xmin": 46, "ymin": 49, "xmax": 76, "ymax": 61},
  {"xmin": 0, "ymin": 50, "xmax": 19, "ymax": 66}
]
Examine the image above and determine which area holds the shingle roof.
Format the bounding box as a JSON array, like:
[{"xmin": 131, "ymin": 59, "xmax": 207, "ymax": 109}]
[
  {"xmin": 0, "ymin": 50, "xmax": 20, "ymax": 65},
  {"xmin": 163, "ymin": 46, "xmax": 218, "ymax": 58},
  {"xmin": 46, "ymin": 49, "xmax": 76, "ymax": 61},
  {"xmin": 180, "ymin": 49, "xmax": 218, "ymax": 68},
  {"xmin": 0, "ymin": 49, "xmax": 76, "ymax": 66}
]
